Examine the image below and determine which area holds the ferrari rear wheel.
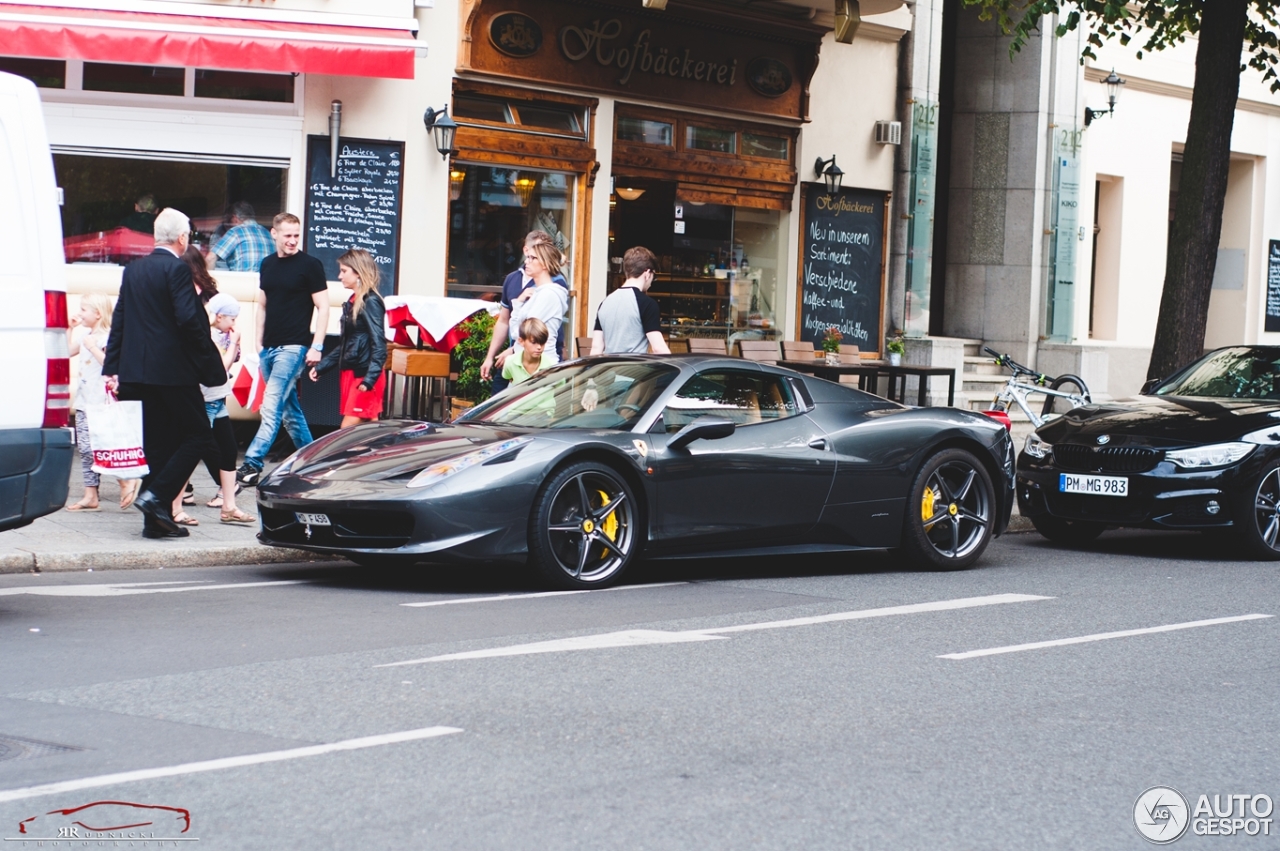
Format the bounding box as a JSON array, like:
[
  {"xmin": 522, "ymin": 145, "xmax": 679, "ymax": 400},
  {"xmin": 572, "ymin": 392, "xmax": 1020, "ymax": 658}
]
[
  {"xmin": 1240, "ymin": 465, "xmax": 1280, "ymax": 561},
  {"xmin": 529, "ymin": 461, "xmax": 638, "ymax": 589},
  {"xmin": 1029, "ymin": 514, "xmax": 1106, "ymax": 545},
  {"xmin": 900, "ymin": 448, "xmax": 994, "ymax": 571}
]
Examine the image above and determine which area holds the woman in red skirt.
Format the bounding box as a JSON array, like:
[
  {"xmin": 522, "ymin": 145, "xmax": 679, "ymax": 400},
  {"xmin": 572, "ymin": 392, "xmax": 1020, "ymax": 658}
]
[{"xmin": 309, "ymin": 248, "xmax": 387, "ymax": 427}]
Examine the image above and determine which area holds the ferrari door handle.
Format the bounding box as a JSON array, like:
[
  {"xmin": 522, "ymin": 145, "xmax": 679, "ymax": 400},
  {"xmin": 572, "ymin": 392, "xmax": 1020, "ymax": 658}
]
[{"xmin": 808, "ymin": 438, "xmax": 827, "ymax": 450}]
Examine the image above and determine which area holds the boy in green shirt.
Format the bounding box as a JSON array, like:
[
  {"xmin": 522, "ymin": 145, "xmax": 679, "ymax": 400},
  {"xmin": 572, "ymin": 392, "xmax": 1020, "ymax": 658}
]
[{"xmin": 502, "ymin": 317, "xmax": 556, "ymax": 384}]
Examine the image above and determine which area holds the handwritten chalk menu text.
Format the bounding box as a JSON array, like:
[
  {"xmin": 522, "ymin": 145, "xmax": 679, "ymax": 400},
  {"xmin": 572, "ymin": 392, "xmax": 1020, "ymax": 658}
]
[
  {"xmin": 305, "ymin": 135, "xmax": 404, "ymax": 293},
  {"xmin": 798, "ymin": 186, "xmax": 887, "ymax": 352},
  {"xmin": 1268, "ymin": 240, "xmax": 1280, "ymax": 333}
]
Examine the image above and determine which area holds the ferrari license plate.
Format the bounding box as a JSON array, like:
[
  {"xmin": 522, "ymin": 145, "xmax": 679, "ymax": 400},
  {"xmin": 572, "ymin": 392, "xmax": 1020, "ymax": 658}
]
[
  {"xmin": 295, "ymin": 512, "xmax": 331, "ymax": 526},
  {"xmin": 1059, "ymin": 474, "xmax": 1128, "ymax": 497}
]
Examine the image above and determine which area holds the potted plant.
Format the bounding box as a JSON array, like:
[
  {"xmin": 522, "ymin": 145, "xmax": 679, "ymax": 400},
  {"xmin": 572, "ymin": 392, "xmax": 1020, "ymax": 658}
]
[
  {"xmin": 449, "ymin": 310, "xmax": 496, "ymax": 420},
  {"xmin": 822, "ymin": 327, "xmax": 843, "ymax": 366},
  {"xmin": 886, "ymin": 335, "xmax": 906, "ymax": 367}
]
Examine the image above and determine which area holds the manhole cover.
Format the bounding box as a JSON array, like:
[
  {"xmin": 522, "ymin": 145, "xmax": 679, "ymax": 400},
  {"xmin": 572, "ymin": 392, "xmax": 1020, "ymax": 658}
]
[{"xmin": 0, "ymin": 735, "xmax": 83, "ymax": 762}]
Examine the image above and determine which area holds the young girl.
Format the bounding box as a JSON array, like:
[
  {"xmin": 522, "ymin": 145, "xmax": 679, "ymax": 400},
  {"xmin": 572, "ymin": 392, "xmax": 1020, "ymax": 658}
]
[
  {"xmin": 501, "ymin": 317, "xmax": 555, "ymax": 385},
  {"xmin": 201, "ymin": 293, "xmax": 255, "ymax": 524},
  {"xmin": 66, "ymin": 295, "xmax": 138, "ymax": 510},
  {"xmin": 310, "ymin": 248, "xmax": 387, "ymax": 428}
]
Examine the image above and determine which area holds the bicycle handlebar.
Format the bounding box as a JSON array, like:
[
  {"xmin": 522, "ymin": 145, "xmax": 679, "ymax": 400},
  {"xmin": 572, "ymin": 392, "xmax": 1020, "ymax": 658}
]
[{"xmin": 983, "ymin": 346, "xmax": 1045, "ymax": 382}]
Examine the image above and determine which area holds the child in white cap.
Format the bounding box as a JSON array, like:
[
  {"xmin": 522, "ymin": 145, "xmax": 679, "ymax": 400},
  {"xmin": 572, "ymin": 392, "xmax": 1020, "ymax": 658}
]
[{"xmin": 201, "ymin": 293, "xmax": 254, "ymax": 524}]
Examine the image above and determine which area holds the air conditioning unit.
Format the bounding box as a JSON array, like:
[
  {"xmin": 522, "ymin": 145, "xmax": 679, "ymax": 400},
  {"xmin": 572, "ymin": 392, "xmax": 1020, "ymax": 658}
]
[{"xmin": 874, "ymin": 120, "xmax": 902, "ymax": 145}]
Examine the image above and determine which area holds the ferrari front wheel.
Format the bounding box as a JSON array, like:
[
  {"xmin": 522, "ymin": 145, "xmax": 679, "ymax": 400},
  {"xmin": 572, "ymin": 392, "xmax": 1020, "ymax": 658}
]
[
  {"xmin": 529, "ymin": 461, "xmax": 638, "ymax": 589},
  {"xmin": 900, "ymin": 448, "xmax": 994, "ymax": 571}
]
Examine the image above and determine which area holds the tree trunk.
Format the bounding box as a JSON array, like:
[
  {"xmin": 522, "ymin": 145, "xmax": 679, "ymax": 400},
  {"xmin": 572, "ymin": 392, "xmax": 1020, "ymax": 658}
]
[{"xmin": 1146, "ymin": 0, "xmax": 1248, "ymax": 381}]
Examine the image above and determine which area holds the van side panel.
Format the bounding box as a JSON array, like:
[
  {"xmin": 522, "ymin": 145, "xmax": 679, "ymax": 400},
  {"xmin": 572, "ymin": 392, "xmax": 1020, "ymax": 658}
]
[{"xmin": 0, "ymin": 428, "xmax": 73, "ymax": 532}]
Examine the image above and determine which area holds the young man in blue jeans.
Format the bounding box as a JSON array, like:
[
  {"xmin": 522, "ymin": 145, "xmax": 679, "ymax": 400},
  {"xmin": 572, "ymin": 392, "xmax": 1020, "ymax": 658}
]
[{"xmin": 237, "ymin": 212, "xmax": 330, "ymax": 485}]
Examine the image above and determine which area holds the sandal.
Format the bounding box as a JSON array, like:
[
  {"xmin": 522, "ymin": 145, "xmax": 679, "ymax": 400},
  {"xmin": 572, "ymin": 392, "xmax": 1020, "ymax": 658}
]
[
  {"xmin": 206, "ymin": 483, "xmax": 242, "ymax": 509},
  {"xmin": 119, "ymin": 480, "xmax": 140, "ymax": 510},
  {"xmin": 220, "ymin": 508, "xmax": 256, "ymax": 525},
  {"xmin": 173, "ymin": 512, "xmax": 199, "ymax": 527},
  {"xmin": 181, "ymin": 484, "xmax": 196, "ymax": 506},
  {"xmin": 65, "ymin": 500, "xmax": 101, "ymax": 512}
]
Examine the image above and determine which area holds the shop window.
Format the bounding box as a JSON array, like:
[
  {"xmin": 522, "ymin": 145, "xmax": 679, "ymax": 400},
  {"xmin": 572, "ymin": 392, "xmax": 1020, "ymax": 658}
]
[
  {"xmin": 0, "ymin": 56, "xmax": 65, "ymax": 89},
  {"xmin": 741, "ymin": 132, "xmax": 789, "ymax": 161},
  {"xmin": 516, "ymin": 104, "xmax": 581, "ymax": 134},
  {"xmin": 686, "ymin": 125, "xmax": 736, "ymax": 154},
  {"xmin": 83, "ymin": 63, "xmax": 185, "ymax": 97},
  {"xmin": 453, "ymin": 94, "xmax": 584, "ymax": 138},
  {"xmin": 455, "ymin": 95, "xmax": 513, "ymax": 124},
  {"xmin": 617, "ymin": 117, "xmax": 673, "ymax": 147},
  {"xmin": 447, "ymin": 164, "xmax": 574, "ymax": 298},
  {"xmin": 194, "ymin": 69, "xmax": 294, "ymax": 103},
  {"xmin": 54, "ymin": 153, "xmax": 286, "ymax": 265}
]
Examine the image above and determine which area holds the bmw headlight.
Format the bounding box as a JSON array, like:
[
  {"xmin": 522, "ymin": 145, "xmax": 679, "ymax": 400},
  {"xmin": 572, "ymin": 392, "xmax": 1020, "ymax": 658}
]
[
  {"xmin": 1164, "ymin": 442, "xmax": 1255, "ymax": 469},
  {"xmin": 1023, "ymin": 433, "xmax": 1052, "ymax": 459},
  {"xmin": 406, "ymin": 437, "xmax": 533, "ymax": 489}
]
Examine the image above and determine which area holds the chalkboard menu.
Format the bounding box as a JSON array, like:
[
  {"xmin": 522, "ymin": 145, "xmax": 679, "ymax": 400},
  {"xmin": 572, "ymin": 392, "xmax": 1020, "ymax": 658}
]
[
  {"xmin": 797, "ymin": 185, "xmax": 887, "ymax": 352},
  {"xmin": 1267, "ymin": 240, "xmax": 1280, "ymax": 333},
  {"xmin": 304, "ymin": 135, "xmax": 404, "ymax": 294}
]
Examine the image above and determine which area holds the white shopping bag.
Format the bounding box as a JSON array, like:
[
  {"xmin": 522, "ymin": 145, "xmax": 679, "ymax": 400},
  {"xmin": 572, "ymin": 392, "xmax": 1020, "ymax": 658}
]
[{"xmin": 85, "ymin": 399, "xmax": 149, "ymax": 479}]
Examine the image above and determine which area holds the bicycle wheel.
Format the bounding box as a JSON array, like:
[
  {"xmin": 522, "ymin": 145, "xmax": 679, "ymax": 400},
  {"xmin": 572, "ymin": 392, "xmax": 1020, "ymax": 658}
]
[{"xmin": 1040, "ymin": 374, "xmax": 1091, "ymax": 418}]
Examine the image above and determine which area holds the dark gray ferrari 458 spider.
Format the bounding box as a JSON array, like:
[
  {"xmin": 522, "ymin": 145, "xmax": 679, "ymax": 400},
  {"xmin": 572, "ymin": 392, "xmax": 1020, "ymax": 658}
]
[{"xmin": 257, "ymin": 355, "xmax": 1014, "ymax": 588}]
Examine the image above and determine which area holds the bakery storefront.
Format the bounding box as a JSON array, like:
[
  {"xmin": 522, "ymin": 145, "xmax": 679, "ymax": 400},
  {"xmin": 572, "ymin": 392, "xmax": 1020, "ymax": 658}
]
[{"xmin": 447, "ymin": 0, "xmax": 826, "ymax": 348}]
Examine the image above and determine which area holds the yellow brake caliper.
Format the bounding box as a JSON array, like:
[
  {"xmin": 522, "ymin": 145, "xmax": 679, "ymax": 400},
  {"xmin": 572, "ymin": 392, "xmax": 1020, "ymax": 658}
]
[
  {"xmin": 597, "ymin": 489, "xmax": 619, "ymax": 556},
  {"xmin": 921, "ymin": 485, "xmax": 938, "ymax": 522}
]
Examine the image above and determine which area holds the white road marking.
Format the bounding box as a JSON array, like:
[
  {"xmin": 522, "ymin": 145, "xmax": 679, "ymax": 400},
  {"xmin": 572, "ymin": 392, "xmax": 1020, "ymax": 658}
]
[
  {"xmin": 0, "ymin": 727, "xmax": 463, "ymax": 804},
  {"xmin": 378, "ymin": 593, "xmax": 1051, "ymax": 667},
  {"xmin": 938, "ymin": 614, "xmax": 1274, "ymax": 660},
  {"xmin": 399, "ymin": 581, "xmax": 687, "ymax": 607},
  {"xmin": 0, "ymin": 580, "xmax": 309, "ymax": 597}
]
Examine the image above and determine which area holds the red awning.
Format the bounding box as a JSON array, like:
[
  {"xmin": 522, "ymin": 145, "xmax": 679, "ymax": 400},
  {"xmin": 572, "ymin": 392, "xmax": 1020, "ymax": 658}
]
[{"xmin": 0, "ymin": 4, "xmax": 420, "ymax": 79}]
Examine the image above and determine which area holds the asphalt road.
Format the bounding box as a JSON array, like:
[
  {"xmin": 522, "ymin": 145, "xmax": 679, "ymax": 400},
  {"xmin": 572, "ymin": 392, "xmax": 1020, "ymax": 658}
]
[{"xmin": 0, "ymin": 530, "xmax": 1277, "ymax": 850}]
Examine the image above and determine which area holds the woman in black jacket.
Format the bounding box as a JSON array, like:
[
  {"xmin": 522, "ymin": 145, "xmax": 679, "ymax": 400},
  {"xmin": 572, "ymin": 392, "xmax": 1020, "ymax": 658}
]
[{"xmin": 309, "ymin": 248, "xmax": 387, "ymax": 427}]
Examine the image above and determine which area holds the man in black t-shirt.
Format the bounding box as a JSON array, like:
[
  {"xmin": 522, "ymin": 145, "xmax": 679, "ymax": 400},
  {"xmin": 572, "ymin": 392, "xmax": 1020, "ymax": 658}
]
[{"xmin": 238, "ymin": 213, "xmax": 330, "ymax": 484}]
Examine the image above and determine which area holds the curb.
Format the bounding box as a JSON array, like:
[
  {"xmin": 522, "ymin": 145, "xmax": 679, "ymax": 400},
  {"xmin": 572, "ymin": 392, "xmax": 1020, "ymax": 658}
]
[{"xmin": 0, "ymin": 546, "xmax": 341, "ymax": 574}]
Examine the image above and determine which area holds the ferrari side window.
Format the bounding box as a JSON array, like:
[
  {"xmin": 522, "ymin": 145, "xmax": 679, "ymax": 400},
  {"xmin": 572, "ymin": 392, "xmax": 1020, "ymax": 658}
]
[{"xmin": 663, "ymin": 370, "xmax": 799, "ymax": 432}]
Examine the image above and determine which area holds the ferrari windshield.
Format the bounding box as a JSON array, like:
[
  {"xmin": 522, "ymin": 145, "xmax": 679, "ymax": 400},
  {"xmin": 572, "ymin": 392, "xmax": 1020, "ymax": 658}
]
[
  {"xmin": 461, "ymin": 360, "xmax": 679, "ymax": 429},
  {"xmin": 1156, "ymin": 347, "xmax": 1280, "ymax": 399}
]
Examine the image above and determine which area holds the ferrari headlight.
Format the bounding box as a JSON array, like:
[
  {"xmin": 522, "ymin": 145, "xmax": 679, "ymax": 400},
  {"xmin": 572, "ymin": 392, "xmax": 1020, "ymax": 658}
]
[
  {"xmin": 1164, "ymin": 442, "xmax": 1255, "ymax": 469},
  {"xmin": 1023, "ymin": 433, "xmax": 1052, "ymax": 459},
  {"xmin": 406, "ymin": 437, "xmax": 533, "ymax": 489}
]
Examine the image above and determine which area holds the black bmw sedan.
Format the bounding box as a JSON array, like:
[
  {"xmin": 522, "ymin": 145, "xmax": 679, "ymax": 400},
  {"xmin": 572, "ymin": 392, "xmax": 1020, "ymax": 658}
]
[{"xmin": 1016, "ymin": 346, "xmax": 1280, "ymax": 558}]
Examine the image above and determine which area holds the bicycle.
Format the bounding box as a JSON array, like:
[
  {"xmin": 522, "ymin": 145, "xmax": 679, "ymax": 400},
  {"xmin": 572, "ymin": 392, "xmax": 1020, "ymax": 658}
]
[{"xmin": 982, "ymin": 346, "xmax": 1092, "ymax": 429}]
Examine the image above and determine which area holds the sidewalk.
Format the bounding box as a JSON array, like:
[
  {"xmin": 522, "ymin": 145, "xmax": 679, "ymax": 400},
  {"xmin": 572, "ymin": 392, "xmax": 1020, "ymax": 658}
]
[{"xmin": 0, "ymin": 473, "xmax": 332, "ymax": 574}]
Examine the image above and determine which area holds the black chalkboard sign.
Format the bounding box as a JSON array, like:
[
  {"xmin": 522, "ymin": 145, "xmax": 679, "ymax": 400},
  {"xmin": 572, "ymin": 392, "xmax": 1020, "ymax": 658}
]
[
  {"xmin": 304, "ymin": 135, "xmax": 404, "ymax": 294},
  {"xmin": 1267, "ymin": 240, "xmax": 1280, "ymax": 333},
  {"xmin": 796, "ymin": 185, "xmax": 888, "ymax": 353}
]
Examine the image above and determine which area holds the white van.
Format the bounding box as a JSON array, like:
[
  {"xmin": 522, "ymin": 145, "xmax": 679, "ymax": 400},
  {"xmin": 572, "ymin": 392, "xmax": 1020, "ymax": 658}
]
[{"xmin": 0, "ymin": 71, "xmax": 73, "ymax": 531}]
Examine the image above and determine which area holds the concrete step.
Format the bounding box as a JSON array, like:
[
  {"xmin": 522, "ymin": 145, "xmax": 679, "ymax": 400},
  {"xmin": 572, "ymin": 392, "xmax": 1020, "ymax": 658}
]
[{"xmin": 964, "ymin": 355, "xmax": 1005, "ymax": 376}]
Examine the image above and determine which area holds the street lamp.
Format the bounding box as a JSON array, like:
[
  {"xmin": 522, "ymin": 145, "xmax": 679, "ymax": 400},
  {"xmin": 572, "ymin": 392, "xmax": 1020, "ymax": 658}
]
[
  {"xmin": 1084, "ymin": 69, "xmax": 1126, "ymax": 127},
  {"xmin": 813, "ymin": 155, "xmax": 843, "ymax": 195},
  {"xmin": 423, "ymin": 105, "xmax": 457, "ymax": 159}
]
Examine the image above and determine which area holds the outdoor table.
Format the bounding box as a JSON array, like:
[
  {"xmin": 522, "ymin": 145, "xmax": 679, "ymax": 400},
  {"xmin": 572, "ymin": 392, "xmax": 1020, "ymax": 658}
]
[
  {"xmin": 776, "ymin": 359, "xmax": 883, "ymax": 393},
  {"xmin": 877, "ymin": 365, "xmax": 957, "ymax": 407}
]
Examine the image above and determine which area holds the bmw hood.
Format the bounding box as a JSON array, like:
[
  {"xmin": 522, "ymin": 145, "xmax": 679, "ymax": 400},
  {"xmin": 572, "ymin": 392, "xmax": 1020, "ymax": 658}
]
[
  {"xmin": 271, "ymin": 420, "xmax": 537, "ymax": 484},
  {"xmin": 1036, "ymin": 395, "xmax": 1280, "ymax": 447}
]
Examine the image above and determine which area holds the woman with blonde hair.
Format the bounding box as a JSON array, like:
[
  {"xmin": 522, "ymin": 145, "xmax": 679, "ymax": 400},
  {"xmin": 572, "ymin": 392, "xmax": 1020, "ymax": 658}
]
[
  {"xmin": 310, "ymin": 247, "xmax": 387, "ymax": 427},
  {"xmin": 492, "ymin": 239, "xmax": 568, "ymax": 380}
]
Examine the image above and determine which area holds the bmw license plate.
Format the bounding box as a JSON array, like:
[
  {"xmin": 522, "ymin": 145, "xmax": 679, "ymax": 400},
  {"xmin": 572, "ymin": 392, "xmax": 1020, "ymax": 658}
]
[
  {"xmin": 295, "ymin": 513, "xmax": 331, "ymax": 526},
  {"xmin": 1059, "ymin": 474, "xmax": 1128, "ymax": 497}
]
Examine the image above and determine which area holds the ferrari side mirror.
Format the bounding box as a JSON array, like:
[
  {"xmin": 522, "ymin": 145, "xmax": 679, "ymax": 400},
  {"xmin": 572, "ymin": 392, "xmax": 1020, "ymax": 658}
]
[
  {"xmin": 1140, "ymin": 378, "xmax": 1161, "ymax": 395},
  {"xmin": 668, "ymin": 416, "xmax": 736, "ymax": 451}
]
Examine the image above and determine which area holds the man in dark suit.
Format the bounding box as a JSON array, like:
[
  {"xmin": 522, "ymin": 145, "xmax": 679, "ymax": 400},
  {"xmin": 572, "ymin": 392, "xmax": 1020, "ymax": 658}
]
[{"xmin": 104, "ymin": 207, "xmax": 217, "ymax": 538}]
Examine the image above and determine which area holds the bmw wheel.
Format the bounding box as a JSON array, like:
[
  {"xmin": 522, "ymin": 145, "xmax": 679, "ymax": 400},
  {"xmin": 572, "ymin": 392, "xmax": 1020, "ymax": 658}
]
[
  {"xmin": 529, "ymin": 461, "xmax": 638, "ymax": 589},
  {"xmin": 900, "ymin": 448, "xmax": 994, "ymax": 571},
  {"xmin": 1240, "ymin": 465, "xmax": 1280, "ymax": 561}
]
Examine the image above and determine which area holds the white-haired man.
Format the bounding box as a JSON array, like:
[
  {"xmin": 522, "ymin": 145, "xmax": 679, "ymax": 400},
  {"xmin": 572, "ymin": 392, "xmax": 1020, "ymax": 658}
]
[{"xmin": 104, "ymin": 207, "xmax": 219, "ymax": 538}]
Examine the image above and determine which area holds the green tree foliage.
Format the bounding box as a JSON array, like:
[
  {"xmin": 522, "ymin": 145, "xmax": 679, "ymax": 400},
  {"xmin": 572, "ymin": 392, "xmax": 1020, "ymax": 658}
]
[{"xmin": 962, "ymin": 0, "xmax": 1280, "ymax": 380}]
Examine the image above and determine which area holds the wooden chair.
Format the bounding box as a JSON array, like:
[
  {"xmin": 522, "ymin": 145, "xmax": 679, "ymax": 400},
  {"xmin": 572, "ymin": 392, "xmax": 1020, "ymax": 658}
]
[
  {"xmin": 575, "ymin": 336, "xmax": 595, "ymax": 358},
  {"xmin": 782, "ymin": 340, "xmax": 818, "ymax": 361},
  {"xmin": 688, "ymin": 337, "xmax": 728, "ymax": 355},
  {"xmin": 665, "ymin": 338, "xmax": 690, "ymax": 354},
  {"xmin": 838, "ymin": 344, "xmax": 861, "ymax": 364},
  {"xmin": 736, "ymin": 340, "xmax": 782, "ymax": 364}
]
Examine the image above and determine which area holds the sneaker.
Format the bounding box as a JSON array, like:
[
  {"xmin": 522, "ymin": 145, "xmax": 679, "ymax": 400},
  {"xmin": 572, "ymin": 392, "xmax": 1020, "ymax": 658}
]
[{"xmin": 236, "ymin": 463, "xmax": 262, "ymax": 486}]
